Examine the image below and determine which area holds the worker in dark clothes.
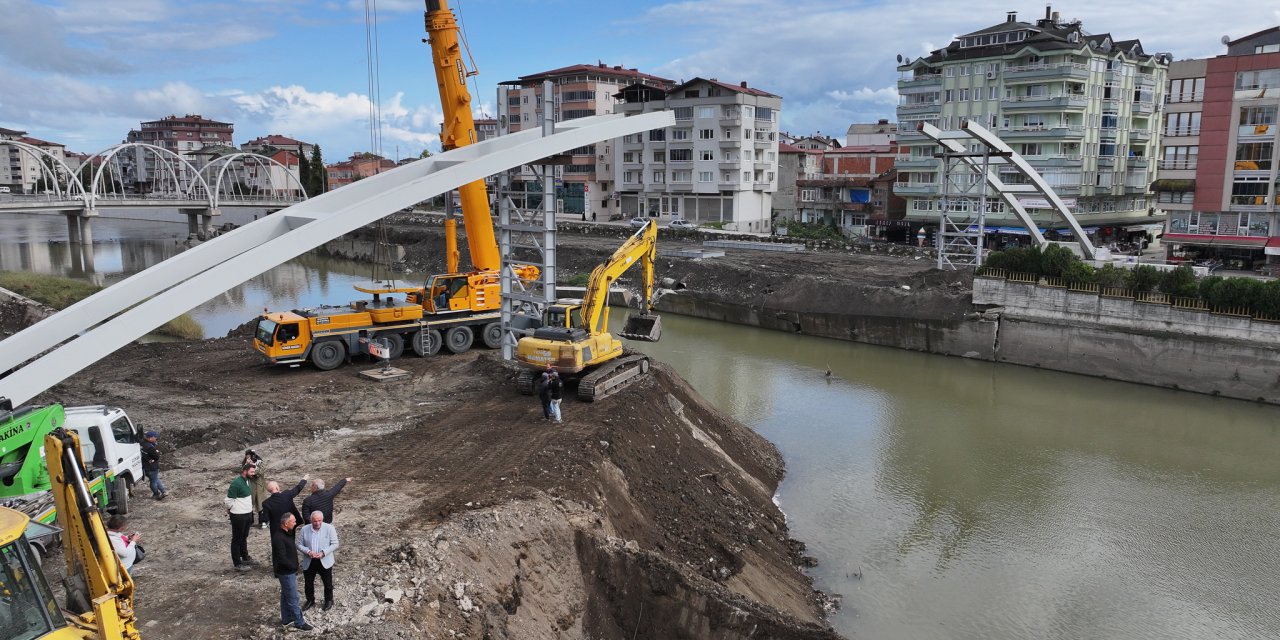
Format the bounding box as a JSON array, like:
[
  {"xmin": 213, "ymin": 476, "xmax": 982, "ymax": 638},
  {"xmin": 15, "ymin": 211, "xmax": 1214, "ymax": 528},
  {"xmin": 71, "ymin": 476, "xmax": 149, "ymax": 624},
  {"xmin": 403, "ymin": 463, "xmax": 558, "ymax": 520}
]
[
  {"xmin": 261, "ymin": 476, "xmax": 308, "ymax": 532},
  {"xmin": 301, "ymin": 477, "xmax": 353, "ymax": 524},
  {"xmin": 548, "ymin": 371, "xmax": 564, "ymax": 423},
  {"xmin": 537, "ymin": 366, "xmax": 554, "ymax": 419},
  {"xmin": 272, "ymin": 513, "xmax": 312, "ymax": 631}
]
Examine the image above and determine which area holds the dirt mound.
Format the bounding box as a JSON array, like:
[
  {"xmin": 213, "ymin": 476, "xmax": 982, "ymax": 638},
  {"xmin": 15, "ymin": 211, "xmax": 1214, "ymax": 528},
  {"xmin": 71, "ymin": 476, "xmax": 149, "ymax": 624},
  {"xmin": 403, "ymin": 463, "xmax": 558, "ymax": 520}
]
[{"xmin": 32, "ymin": 333, "xmax": 840, "ymax": 638}]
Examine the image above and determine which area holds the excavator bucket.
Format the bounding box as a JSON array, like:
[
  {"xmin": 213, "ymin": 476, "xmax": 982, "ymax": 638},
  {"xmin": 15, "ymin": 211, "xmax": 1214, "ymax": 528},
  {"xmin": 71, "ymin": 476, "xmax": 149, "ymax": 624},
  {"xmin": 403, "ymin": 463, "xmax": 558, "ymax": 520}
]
[{"xmin": 620, "ymin": 313, "xmax": 662, "ymax": 342}]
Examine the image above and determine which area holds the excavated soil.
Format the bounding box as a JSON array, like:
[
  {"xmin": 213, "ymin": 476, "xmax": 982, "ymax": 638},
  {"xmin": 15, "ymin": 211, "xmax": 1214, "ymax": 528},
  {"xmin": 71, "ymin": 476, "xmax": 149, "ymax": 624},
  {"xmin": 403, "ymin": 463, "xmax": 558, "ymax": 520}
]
[{"xmin": 30, "ymin": 330, "xmax": 842, "ymax": 639}]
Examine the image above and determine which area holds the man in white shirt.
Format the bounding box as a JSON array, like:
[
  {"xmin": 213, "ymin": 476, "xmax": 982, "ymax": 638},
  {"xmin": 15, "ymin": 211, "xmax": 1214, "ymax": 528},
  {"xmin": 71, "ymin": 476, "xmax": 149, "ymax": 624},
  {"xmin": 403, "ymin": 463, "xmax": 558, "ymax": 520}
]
[
  {"xmin": 106, "ymin": 515, "xmax": 143, "ymax": 570},
  {"xmin": 295, "ymin": 510, "xmax": 340, "ymax": 611}
]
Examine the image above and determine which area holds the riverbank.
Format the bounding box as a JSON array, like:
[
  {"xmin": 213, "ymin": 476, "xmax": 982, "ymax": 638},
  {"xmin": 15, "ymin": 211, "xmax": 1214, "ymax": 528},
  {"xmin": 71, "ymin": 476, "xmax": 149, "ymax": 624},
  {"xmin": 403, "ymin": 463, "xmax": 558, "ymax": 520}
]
[{"xmin": 24, "ymin": 324, "xmax": 840, "ymax": 638}]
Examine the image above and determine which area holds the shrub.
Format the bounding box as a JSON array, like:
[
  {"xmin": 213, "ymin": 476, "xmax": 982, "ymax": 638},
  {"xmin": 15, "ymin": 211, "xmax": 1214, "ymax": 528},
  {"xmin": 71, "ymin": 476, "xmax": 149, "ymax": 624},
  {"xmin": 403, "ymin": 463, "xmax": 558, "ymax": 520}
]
[
  {"xmin": 1126, "ymin": 265, "xmax": 1161, "ymax": 292},
  {"xmin": 1158, "ymin": 265, "xmax": 1197, "ymax": 297},
  {"xmin": 1094, "ymin": 264, "xmax": 1129, "ymax": 289},
  {"xmin": 1039, "ymin": 244, "xmax": 1077, "ymax": 278},
  {"xmin": 1061, "ymin": 261, "xmax": 1095, "ymax": 284},
  {"xmin": 779, "ymin": 220, "xmax": 842, "ymax": 241},
  {"xmin": 1255, "ymin": 280, "xmax": 1280, "ymax": 317}
]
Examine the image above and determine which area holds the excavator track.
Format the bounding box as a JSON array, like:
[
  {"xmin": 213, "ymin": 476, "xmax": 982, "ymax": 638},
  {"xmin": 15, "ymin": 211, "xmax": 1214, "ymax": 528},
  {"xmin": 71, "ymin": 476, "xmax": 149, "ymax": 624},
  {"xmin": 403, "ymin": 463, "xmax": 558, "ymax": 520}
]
[{"xmin": 577, "ymin": 354, "xmax": 651, "ymax": 402}]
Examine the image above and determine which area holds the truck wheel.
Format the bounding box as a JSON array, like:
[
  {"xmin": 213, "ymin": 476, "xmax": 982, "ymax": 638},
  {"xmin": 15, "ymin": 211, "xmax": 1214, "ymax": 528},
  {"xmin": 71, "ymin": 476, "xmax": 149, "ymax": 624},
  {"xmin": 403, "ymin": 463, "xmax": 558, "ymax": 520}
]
[
  {"xmin": 482, "ymin": 323, "xmax": 503, "ymax": 349},
  {"xmin": 110, "ymin": 478, "xmax": 130, "ymax": 515},
  {"xmin": 444, "ymin": 326, "xmax": 474, "ymax": 354},
  {"xmin": 377, "ymin": 333, "xmax": 404, "ymax": 359},
  {"xmin": 412, "ymin": 329, "xmax": 442, "ymax": 357},
  {"xmin": 311, "ymin": 340, "xmax": 346, "ymax": 371}
]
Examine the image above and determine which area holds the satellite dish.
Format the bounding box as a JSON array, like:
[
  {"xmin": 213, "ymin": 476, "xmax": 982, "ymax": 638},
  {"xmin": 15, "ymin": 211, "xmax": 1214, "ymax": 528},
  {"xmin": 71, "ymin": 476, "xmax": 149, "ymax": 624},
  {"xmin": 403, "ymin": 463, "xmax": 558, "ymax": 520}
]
[
  {"xmin": 896, "ymin": 54, "xmax": 904, "ymax": 64},
  {"xmin": 1220, "ymin": 35, "xmax": 1231, "ymax": 45}
]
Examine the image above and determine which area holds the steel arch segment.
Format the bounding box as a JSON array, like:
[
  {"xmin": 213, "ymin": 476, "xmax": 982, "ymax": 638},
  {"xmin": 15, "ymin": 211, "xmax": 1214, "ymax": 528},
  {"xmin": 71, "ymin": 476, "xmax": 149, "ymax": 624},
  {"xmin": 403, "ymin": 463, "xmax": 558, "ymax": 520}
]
[
  {"xmin": 83, "ymin": 143, "xmax": 214, "ymax": 209},
  {"xmin": 0, "ymin": 111, "xmax": 674, "ymax": 401},
  {"xmin": 0, "ymin": 140, "xmax": 87, "ymax": 200}
]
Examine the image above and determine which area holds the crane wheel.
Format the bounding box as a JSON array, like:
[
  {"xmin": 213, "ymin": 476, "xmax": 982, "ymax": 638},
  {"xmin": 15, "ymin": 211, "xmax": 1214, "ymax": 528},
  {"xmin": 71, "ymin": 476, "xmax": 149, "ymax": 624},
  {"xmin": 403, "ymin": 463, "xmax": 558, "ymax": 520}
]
[
  {"xmin": 413, "ymin": 329, "xmax": 442, "ymax": 356},
  {"xmin": 445, "ymin": 326, "xmax": 474, "ymax": 354},
  {"xmin": 482, "ymin": 323, "xmax": 503, "ymax": 349},
  {"xmin": 311, "ymin": 340, "xmax": 346, "ymax": 370}
]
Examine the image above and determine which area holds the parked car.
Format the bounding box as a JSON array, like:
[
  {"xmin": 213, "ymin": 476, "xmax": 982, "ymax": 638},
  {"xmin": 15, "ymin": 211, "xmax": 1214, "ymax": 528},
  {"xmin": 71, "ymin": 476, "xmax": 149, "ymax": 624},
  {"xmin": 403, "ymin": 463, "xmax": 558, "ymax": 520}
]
[
  {"xmin": 668, "ymin": 219, "xmax": 697, "ymax": 230},
  {"xmin": 629, "ymin": 217, "xmax": 649, "ymax": 229}
]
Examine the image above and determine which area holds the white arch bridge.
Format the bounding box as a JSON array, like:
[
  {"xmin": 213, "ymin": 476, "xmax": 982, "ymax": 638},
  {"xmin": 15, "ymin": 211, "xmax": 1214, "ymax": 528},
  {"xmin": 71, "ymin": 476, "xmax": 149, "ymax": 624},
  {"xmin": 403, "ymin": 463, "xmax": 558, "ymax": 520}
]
[{"xmin": 0, "ymin": 141, "xmax": 309, "ymax": 241}]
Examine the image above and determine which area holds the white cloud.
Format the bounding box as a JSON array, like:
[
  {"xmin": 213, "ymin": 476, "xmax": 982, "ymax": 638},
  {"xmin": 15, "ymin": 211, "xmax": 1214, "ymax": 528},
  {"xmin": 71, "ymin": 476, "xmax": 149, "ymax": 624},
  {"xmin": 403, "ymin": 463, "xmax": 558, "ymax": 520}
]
[{"xmin": 828, "ymin": 87, "xmax": 899, "ymax": 106}]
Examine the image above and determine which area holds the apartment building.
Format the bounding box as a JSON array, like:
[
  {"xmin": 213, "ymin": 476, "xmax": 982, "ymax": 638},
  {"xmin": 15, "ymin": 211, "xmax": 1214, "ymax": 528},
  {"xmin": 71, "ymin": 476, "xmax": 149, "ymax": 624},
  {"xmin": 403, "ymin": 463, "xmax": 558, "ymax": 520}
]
[
  {"xmin": 326, "ymin": 152, "xmax": 395, "ymax": 191},
  {"xmin": 895, "ymin": 7, "xmax": 1168, "ymax": 244},
  {"xmin": 496, "ymin": 63, "xmax": 675, "ymax": 216},
  {"xmin": 0, "ymin": 127, "xmax": 68, "ymax": 193},
  {"xmin": 612, "ymin": 78, "xmax": 782, "ymax": 232},
  {"xmin": 846, "ymin": 120, "xmax": 897, "ymax": 147},
  {"xmin": 126, "ymin": 114, "xmax": 234, "ymax": 157},
  {"xmin": 241, "ymin": 135, "xmax": 316, "ymax": 161},
  {"xmin": 1157, "ymin": 27, "xmax": 1280, "ymax": 270},
  {"xmin": 792, "ymin": 142, "xmax": 903, "ymax": 236},
  {"xmin": 775, "ymin": 143, "xmax": 822, "ymax": 222}
]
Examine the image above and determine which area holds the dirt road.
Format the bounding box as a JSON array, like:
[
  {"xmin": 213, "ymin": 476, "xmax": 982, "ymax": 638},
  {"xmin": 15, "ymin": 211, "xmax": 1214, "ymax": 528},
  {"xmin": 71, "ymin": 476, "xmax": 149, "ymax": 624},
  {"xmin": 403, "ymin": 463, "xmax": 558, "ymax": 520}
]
[{"xmin": 33, "ymin": 329, "xmax": 841, "ymax": 639}]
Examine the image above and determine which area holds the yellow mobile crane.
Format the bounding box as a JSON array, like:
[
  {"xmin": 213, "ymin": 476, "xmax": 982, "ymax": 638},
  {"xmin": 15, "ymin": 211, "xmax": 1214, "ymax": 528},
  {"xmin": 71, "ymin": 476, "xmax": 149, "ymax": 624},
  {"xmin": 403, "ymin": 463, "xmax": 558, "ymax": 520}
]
[
  {"xmin": 515, "ymin": 221, "xmax": 663, "ymax": 401},
  {"xmin": 253, "ymin": 0, "xmax": 537, "ymax": 368},
  {"xmin": 0, "ymin": 428, "xmax": 140, "ymax": 639}
]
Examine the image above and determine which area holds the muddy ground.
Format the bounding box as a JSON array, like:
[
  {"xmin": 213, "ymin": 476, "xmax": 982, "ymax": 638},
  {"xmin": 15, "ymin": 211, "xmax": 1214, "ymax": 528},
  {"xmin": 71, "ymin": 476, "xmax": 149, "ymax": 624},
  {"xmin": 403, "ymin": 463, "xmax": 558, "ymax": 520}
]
[{"xmin": 26, "ymin": 326, "xmax": 842, "ymax": 639}]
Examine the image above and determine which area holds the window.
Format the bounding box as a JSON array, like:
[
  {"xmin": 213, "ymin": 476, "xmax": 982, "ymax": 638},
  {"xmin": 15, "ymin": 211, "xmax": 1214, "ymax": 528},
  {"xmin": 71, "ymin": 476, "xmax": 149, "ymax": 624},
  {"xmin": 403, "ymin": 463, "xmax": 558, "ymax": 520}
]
[
  {"xmin": 960, "ymin": 88, "xmax": 969, "ymax": 101},
  {"xmin": 743, "ymin": 171, "xmax": 751, "ymax": 181},
  {"xmin": 756, "ymin": 107, "xmax": 773, "ymax": 121},
  {"xmin": 1241, "ymin": 106, "xmax": 1277, "ymax": 126},
  {"xmin": 685, "ymin": 89, "xmax": 700, "ymax": 98},
  {"xmin": 722, "ymin": 172, "xmax": 732, "ymax": 182},
  {"xmin": 674, "ymin": 107, "xmax": 693, "ymax": 120},
  {"xmin": 649, "ymin": 129, "xmax": 666, "ymax": 141},
  {"xmin": 673, "ymin": 170, "xmax": 691, "ymax": 182},
  {"xmin": 944, "ymin": 89, "xmax": 954, "ymax": 102},
  {"xmin": 989, "ymin": 86, "xmax": 999, "ymax": 100},
  {"xmin": 699, "ymin": 129, "xmax": 715, "ymax": 139},
  {"xmin": 1101, "ymin": 113, "xmax": 1119, "ymax": 129},
  {"xmin": 1237, "ymin": 69, "xmax": 1280, "ymax": 90},
  {"xmin": 800, "ymin": 189, "xmax": 815, "ymax": 202},
  {"xmin": 945, "ymin": 67, "xmax": 955, "ymax": 77},
  {"xmin": 742, "ymin": 106, "xmax": 755, "ymax": 119},
  {"xmin": 1256, "ymin": 43, "xmax": 1280, "ymax": 54},
  {"xmin": 960, "ymin": 65, "xmax": 970, "ymax": 76},
  {"xmin": 973, "ymin": 89, "xmax": 982, "ymax": 102},
  {"xmin": 1099, "ymin": 143, "xmax": 1117, "ymax": 157},
  {"xmin": 700, "ymin": 150, "xmax": 714, "ymax": 161},
  {"xmin": 670, "ymin": 148, "xmax": 692, "ymax": 162},
  {"xmin": 723, "ymin": 129, "xmax": 735, "ymax": 140},
  {"xmin": 623, "ymin": 171, "xmax": 636, "ymax": 183},
  {"xmin": 652, "ymin": 150, "xmax": 665, "ymax": 162},
  {"xmin": 697, "ymin": 106, "xmax": 716, "ymax": 119},
  {"xmin": 699, "ymin": 171, "xmax": 713, "ymax": 182},
  {"xmin": 1167, "ymin": 78, "xmax": 1205, "ymax": 102},
  {"xmin": 652, "ymin": 171, "xmax": 664, "ymax": 183},
  {"xmin": 1164, "ymin": 112, "xmax": 1201, "ymax": 136},
  {"xmin": 671, "ymin": 128, "xmax": 691, "ymax": 141},
  {"xmin": 1236, "ymin": 142, "xmax": 1273, "ymax": 171},
  {"xmin": 1231, "ymin": 177, "xmax": 1271, "ymax": 205},
  {"xmin": 767, "ymin": 171, "xmax": 774, "ymax": 181},
  {"xmin": 622, "ymin": 152, "xmax": 636, "ymax": 163}
]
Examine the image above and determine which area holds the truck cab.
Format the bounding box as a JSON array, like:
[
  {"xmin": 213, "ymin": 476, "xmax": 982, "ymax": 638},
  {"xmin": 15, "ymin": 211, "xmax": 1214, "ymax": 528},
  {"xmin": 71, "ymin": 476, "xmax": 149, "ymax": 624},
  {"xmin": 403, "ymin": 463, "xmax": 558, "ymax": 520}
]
[{"xmin": 61, "ymin": 406, "xmax": 143, "ymax": 501}]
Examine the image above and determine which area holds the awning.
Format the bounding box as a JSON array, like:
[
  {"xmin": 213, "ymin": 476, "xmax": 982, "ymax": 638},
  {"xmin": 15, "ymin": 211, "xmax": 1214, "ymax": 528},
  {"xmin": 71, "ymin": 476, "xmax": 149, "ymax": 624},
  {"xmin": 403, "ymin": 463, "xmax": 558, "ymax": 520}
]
[
  {"xmin": 1165, "ymin": 233, "xmax": 1268, "ymax": 249},
  {"xmin": 1266, "ymin": 237, "xmax": 1280, "ymax": 256}
]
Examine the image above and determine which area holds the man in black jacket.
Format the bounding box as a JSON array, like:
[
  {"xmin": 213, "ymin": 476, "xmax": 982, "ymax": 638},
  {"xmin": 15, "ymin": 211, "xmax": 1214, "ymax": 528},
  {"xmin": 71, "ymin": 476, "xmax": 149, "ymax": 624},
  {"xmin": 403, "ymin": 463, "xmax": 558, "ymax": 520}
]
[
  {"xmin": 301, "ymin": 477, "xmax": 353, "ymax": 524},
  {"xmin": 141, "ymin": 431, "xmax": 166, "ymax": 499},
  {"xmin": 261, "ymin": 476, "xmax": 308, "ymax": 531},
  {"xmin": 271, "ymin": 513, "xmax": 311, "ymax": 631}
]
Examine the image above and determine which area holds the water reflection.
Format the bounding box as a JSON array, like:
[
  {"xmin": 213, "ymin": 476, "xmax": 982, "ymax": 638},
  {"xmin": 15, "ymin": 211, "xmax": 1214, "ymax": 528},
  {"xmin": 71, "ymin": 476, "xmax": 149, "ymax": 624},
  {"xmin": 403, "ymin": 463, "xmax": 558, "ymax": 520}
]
[{"xmin": 620, "ymin": 313, "xmax": 1280, "ymax": 640}]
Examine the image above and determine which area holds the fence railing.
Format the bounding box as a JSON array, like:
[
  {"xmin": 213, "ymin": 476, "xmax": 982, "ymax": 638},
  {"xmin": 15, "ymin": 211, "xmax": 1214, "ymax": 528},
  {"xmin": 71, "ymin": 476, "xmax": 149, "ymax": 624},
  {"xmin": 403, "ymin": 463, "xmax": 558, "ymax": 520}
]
[{"xmin": 980, "ymin": 271, "xmax": 1280, "ymax": 321}]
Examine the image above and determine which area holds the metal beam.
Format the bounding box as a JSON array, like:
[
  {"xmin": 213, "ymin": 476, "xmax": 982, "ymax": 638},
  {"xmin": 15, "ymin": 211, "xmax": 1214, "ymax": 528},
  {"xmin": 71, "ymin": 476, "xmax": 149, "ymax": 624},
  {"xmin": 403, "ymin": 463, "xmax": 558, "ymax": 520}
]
[{"xmin": 0, "ymin": 111, "xmax": 675, "ymax": 406}]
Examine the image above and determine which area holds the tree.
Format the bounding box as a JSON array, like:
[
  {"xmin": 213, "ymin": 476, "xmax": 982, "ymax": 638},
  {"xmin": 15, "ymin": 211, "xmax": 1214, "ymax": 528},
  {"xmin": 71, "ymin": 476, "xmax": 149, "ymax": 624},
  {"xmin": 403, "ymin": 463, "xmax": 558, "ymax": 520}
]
[
  {"xmin": 308, "ymin": 145, "xmax": 327, "ymax": 194},
  {"xmin": 297, "ymin": 152, "xmax": 312, "ymax": 197},
  {"xmin": 418, "ymin": 149, "xmax": 432, "ymax": 159}
]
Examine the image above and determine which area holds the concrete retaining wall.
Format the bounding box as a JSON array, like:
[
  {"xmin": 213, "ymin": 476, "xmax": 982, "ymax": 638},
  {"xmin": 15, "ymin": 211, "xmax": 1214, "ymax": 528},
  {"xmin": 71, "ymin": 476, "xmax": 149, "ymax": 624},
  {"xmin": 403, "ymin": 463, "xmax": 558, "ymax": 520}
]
[{"xmin": 0, "ymin": 286, "xmax": 57, "ymax": 328}]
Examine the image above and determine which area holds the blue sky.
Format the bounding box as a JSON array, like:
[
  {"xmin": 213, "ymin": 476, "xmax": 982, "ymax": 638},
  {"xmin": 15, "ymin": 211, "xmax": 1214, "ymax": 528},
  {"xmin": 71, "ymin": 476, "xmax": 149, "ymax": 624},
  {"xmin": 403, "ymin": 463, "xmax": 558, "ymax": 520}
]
[{"xmin": 0, "ymin": 0, "xmax": 1268, "ymax": 162}]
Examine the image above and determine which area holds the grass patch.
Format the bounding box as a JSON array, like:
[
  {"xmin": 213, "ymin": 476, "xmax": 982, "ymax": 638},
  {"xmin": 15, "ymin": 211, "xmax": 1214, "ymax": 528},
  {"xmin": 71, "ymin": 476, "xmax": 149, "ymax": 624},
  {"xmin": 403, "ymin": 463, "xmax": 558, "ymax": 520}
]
[
  {"xmin": 565, "ymin": 273, "xmax": 590, "ymax": 287},
  {"xmin": 0, "ymin": 271, "xmax": 100, "ymax": 309},
  {"xmin": 0, "ymin": 270, "xmax": 205, "ymax": 340}
]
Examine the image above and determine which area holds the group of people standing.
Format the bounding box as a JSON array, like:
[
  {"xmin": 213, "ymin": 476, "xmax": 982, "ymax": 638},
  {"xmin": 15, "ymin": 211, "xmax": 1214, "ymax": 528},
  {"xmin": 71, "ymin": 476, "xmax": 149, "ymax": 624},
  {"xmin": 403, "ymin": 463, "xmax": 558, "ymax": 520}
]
[
  {"xmin": 538, "ymin": 366, "xmax": 564, "ymax": 422},
  {"xmin": 224, "ymin": 449, "xmax": 351, "ymax": 632}
]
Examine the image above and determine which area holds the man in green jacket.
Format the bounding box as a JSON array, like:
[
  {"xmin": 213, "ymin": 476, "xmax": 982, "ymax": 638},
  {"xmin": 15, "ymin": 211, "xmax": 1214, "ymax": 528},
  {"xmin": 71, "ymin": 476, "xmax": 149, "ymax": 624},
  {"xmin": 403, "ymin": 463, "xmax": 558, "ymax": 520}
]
[{"xmin": 224, "ymin": 463, "xmax": 258, "ymax": 571}]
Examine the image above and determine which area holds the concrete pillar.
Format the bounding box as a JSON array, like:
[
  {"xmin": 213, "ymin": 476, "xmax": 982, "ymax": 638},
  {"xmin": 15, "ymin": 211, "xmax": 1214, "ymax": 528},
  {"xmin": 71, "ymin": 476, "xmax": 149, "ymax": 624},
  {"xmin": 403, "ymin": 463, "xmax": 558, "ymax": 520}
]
[
  {"xmin": 185, "ymin": 210, "xmax": 200, "ymax": 238},
  {"xmin": 78, "ymin": 212, "xmax": 96, "ymax": 273},
  {"xmin": 65, "ymin": 212, "xmax": 81, "ymax": 244}
]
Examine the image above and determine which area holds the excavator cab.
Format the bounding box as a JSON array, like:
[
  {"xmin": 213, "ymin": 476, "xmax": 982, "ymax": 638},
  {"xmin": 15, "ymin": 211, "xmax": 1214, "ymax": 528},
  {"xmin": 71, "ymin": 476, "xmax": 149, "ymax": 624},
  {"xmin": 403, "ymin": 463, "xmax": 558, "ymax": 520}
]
[{"xmin": 0, "ymin": 508, "xmax": 67, "ymax": 638}]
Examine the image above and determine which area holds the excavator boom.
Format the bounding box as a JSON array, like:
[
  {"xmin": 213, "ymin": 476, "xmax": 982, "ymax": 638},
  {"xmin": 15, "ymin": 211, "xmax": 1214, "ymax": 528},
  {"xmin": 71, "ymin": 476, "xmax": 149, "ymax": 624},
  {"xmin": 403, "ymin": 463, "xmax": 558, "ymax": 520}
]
[{"xmin": 582, "ymin": 221, "xmax": 662, "ymax": 342}]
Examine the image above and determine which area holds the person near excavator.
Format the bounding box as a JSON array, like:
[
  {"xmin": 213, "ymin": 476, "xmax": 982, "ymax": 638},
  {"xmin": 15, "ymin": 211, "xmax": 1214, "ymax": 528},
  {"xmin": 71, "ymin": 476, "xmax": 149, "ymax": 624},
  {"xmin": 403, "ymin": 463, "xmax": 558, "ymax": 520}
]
[{"xmin": 141, "ymin": 431, "xmax": 166, "ymax": 500}]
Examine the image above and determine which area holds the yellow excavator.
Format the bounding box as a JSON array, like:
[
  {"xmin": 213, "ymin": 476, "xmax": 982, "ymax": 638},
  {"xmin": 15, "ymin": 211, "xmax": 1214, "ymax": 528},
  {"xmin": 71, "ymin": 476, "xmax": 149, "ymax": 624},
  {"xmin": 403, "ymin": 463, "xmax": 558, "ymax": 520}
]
[
  {"xmin": 0, "ymin": 429, "xmax": 139, "ymax": 639},
  {"xmin": 515, "ymin": 221, "xmax": 663, "ymax": 401}
]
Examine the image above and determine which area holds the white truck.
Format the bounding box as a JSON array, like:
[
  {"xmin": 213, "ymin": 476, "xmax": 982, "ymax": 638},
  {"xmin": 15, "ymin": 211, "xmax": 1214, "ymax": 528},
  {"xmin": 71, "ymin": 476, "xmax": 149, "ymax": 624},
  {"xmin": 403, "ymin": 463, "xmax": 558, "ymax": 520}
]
[{"xmin": 62, "ymin": 405, "xmax": 146, "ymax": 508}]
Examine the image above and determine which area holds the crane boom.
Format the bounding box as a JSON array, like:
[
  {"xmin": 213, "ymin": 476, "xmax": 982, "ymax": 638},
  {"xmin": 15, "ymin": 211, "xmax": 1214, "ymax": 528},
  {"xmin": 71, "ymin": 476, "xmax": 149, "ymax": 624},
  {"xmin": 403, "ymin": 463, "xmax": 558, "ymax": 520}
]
[{"xmin": 424, "ymin": 0, "xmax": 498, "ymax": 272}]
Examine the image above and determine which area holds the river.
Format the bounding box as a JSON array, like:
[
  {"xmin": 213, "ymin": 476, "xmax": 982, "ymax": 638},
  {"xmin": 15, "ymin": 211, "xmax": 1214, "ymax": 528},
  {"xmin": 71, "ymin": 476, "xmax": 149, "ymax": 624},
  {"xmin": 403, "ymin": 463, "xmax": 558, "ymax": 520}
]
[{"xmin": 5, "ymin": 212, "xmax": 1280, "ymax": 639}]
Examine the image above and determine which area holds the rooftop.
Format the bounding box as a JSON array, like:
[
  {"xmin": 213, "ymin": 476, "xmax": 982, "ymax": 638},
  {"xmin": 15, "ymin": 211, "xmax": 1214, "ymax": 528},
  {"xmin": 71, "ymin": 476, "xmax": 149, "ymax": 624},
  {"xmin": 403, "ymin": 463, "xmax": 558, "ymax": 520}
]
[{"xmin": 503, "ymin": 62, "xmax": 674, "ymax": 87}]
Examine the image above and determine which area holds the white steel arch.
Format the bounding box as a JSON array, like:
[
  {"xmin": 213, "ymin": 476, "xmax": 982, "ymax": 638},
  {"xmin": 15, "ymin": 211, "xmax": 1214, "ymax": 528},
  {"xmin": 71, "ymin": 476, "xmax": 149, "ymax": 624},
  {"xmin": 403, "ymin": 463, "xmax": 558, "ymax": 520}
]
[
  {"xmin": 0, "ymin": 111, "xmax": 676, "ymax": 406},
  {"xmin": 0, "ymin": 140, "xmax": 86, "ymax": 200},
  {"xmin": 200, "ymin": 152, "xmax": 309, "ymax": 207},
  {"xmin": 79, "ymin": 142, "xmax": 213, "ymax": 207}
]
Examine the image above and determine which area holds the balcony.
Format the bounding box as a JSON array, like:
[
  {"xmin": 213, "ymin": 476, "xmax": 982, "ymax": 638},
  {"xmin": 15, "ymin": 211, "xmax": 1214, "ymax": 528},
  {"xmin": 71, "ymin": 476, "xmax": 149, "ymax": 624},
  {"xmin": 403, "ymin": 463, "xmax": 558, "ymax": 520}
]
[
  {"xmin": 718, "ymin": 139, "xmax": 741, "ymax": 148},
  {"xmin": 1158, "ymin": 160, "xmax": 1197, "ymax": 171},
  {"xmin": 1129, "ymin": 129, "xmax": 1151, "ymax": 142},
  {"xmin": 718, "ymin": 160, "xmax": 740, "ymax": 169},
  {"xmin": 898, "ymin": 100, "xmax": 941, "ymax": 114},
  {"xmin": 893, "ymin": 182, "xmax": 939, "ymax": 195},
  {"xmin": 1239, "ymin": 123, "xmax": 1275, "ymax": 138},
  {"xmin": 754, "ymin": 138, "xmax": 774, "ymax": 148},
  {"xmin": 894, "ymin": 156, "xmax": 937, "ymax": 169},
  {"xmin": 1133, "ymin": 101, "xmax": 1155, "ymax": 115},
  {"xmin": 720, "ymin": 114, "xmax": 741, "ymax": 123},
  {"xmin": 719, "ymin": 180, "xmax": 740, "ymax": 189},
  {"xmin": 753, "ymin": 182, "xmax": 772, "ymax": 191},
  {"xmin": 1127, "ymin": 157, "xmax": 1150, "ymax": 169},
  {"xmin": 668, "ymin": 138, "xmax": 693, "ymax": 147},
  {"xmin": 621, "ymin": 181, "xmax": 643, "ymax": 190},
  {"xmin": 1001, "ymin": 95, "xmax": 1088, "ymax": 110},
  {"xmin": 1002, "ymin": 62, "xmax": 1090, "ymax": 82},
  {"xmin": 753, "ymin": 162, "xmax": 771, "ymax": 171},
  {"xmin": 1164, "ymin": 126, "xmax": 1200, "ymax": 137},
  {"xmin": 668, "ymin": 183, "xmax": 694, "ymax": 192},
  {"xmin": 998, "ymin": 124, "xmax": 1086, "ymax": 138},
  {"xmin": 898, "ymin": 74, "xmax": 943, "ymax": 88},
  {"xmin": 622, "ymin": 139, "xmax": 644, "ymax": 150},
  {"xmin": 1136, "ymin": 72, "xmax": 1157, "ymax": 86}
]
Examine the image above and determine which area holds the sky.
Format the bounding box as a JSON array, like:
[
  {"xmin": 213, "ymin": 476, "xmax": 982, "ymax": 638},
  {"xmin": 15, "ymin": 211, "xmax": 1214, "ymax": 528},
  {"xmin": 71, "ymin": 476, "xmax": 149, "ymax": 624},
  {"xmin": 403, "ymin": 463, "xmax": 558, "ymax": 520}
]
[{"xmin": 0, "ymin": 0, "xmax": 1270, "ymax": 163}]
